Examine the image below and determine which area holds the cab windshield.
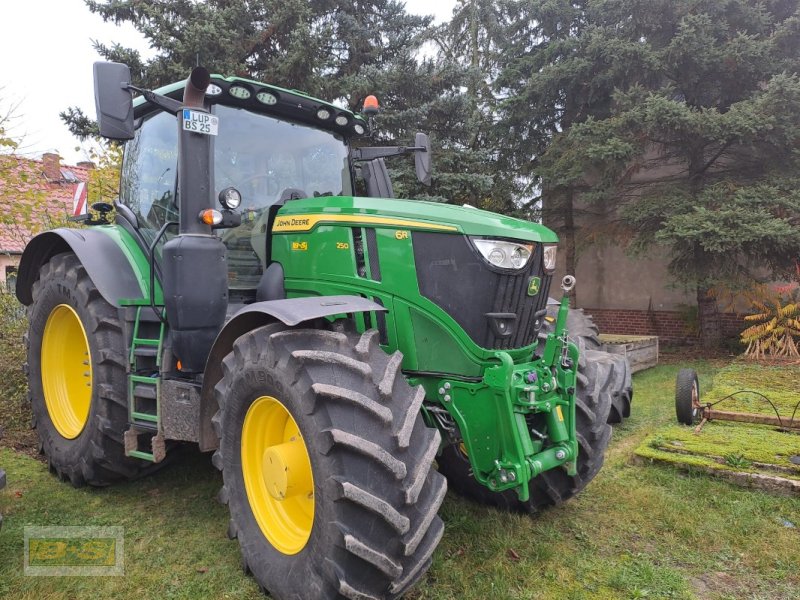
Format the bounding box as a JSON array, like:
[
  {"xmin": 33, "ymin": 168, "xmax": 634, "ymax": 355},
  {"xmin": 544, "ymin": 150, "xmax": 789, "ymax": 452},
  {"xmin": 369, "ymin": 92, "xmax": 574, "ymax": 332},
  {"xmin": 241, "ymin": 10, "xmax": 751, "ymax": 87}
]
[{"xmin": 119, "ymin": 104, "xmax": 352, "ymax": 292}]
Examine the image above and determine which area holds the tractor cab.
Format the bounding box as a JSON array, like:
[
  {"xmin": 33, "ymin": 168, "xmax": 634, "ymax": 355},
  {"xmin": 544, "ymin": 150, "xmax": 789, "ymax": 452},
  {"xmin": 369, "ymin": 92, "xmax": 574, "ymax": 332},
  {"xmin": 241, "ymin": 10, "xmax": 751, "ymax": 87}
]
[
  {"xmin": 121, "ymin": 76, "xmax": 361, "ymax": 300},
  {"xmin": 118, "ymin": 72, "xmax": 429, "ymax": 303}
]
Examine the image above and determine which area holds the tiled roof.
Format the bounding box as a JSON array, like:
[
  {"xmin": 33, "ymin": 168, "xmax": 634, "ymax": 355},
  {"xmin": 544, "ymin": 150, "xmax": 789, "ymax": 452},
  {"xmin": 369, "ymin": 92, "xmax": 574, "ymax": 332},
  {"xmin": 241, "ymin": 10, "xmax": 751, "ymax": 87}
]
[{"xmin": 0, "ymin": 156, "xmax": 90, "ymax": 254}]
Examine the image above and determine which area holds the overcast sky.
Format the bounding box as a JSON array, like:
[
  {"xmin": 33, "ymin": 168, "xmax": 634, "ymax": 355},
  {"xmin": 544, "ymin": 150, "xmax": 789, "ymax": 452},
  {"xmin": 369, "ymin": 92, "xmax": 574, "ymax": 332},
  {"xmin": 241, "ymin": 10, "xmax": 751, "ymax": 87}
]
[{"xmin": 2, "ymin": 0, "xmax": 455, "ymax": 165}]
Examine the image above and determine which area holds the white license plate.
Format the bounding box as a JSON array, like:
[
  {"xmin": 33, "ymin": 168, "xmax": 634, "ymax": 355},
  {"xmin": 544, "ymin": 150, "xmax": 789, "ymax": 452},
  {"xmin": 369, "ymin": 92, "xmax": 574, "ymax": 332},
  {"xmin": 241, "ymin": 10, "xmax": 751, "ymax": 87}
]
[{"xmin": 182, "ymin": 109, "xmax": 218, "ymax": 136}]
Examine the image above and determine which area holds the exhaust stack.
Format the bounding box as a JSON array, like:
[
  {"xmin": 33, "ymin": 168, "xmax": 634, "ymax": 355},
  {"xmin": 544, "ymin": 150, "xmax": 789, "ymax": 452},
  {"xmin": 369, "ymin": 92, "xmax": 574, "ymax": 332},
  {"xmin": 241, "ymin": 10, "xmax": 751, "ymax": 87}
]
[
  {"xmin": 183, "ymin": 67, "xmax": 210, "ymax": 107},
  {"xmin": 162, "ymin": 66, "xmax": 228, "ymax": 372}
]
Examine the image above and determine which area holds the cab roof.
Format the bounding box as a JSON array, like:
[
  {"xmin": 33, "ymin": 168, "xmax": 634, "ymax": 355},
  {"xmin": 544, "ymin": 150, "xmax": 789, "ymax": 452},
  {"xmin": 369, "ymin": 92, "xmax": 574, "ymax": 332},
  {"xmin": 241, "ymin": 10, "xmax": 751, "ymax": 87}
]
[{"xmin": 132, "ymin": 74, "xmax": 368, "ymax": 140}]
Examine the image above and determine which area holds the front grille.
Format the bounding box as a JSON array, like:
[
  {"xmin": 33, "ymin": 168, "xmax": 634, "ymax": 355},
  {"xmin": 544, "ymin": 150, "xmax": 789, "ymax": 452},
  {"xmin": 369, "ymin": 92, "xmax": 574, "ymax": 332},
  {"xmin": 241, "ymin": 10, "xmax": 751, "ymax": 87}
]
[{"xmin": 413, "ymin": 232, "xmax": 551, "ymax": 350}]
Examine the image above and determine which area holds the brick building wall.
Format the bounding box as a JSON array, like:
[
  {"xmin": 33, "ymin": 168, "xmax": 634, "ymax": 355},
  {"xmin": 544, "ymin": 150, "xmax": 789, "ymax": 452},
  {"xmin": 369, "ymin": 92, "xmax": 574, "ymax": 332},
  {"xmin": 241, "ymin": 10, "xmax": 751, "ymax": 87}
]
[
  {"xmin": 549, "ymin": 153, "xmax": 756, "ymax": 344},
  {"xmin": 585, "ymin": 307, "xmax": 746, "ymax": 344}
]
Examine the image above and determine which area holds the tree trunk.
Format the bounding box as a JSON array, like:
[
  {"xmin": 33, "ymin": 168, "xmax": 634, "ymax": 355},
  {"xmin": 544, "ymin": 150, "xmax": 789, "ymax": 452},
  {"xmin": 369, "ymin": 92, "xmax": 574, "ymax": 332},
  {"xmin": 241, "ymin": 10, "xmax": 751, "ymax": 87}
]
[
  {"xmin": 563, "ymin": 188, "xmax": 577, "ymax": 283},
  {"xmin": 687, "ymin": 147, "xmax": 721, "ymax": 347},
  {"xmin": 696, "ymin": 284, "xmax": 722, "ymax": 347},
  {"xmin": 541, "ymin": 185, "xmax": 578, "ymax": 302}
]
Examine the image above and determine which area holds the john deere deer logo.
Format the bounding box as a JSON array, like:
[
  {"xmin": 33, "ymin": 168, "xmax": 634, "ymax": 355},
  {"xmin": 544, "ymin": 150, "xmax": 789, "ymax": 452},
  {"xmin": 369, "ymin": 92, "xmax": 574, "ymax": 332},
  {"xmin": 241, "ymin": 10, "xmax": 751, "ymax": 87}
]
[{"xmin": 527, "ymin": 276, "xmax": 541, "ymax": 296}]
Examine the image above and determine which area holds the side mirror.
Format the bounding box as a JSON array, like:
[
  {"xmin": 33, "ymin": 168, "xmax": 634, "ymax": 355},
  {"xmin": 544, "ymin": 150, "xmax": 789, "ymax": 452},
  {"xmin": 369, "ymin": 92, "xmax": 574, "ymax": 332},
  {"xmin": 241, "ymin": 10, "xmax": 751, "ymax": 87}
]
[
  {"xmin": 93, "ymin": 62, "xmax": 135, "ymax": 140},
  {"xmin": 414, "ymin": 132, "xmax": 432, "ymax": 186}
]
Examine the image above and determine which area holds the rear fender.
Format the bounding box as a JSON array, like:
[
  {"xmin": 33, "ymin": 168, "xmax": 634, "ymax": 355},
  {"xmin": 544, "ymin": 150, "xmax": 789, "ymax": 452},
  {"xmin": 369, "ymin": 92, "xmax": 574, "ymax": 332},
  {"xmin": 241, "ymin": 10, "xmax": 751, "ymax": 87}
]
[
  {"xmin": 16, "ymin": 229, "xmax": 144, "ymax": 306},
  {"xmin": 197, "ymin": 295, "xmax": 386, "ymax": 450}
]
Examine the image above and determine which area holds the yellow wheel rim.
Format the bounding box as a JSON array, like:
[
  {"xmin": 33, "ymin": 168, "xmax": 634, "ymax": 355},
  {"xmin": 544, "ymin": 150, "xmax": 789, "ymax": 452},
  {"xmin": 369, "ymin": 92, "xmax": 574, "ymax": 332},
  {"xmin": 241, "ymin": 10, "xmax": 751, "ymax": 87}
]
[
  {"xmin": 241, "ymin": 395, "xmax": 315, "ymax": 555},
  {"xmin": 41, "ymin": 304, "xmax": 92, "ymax": 439}
]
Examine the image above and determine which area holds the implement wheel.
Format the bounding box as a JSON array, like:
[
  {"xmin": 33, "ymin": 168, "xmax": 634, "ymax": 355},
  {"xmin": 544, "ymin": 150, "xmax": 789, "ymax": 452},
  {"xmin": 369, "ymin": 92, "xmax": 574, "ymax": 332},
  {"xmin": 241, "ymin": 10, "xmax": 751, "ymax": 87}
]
[
  {"xmin": 675, "ymin": 369, "xmax": 700, "ymax": 425},
  {"xmin": 437, "ymin": 347, "xmax": 613, "ymax": 512},
  {"xmin": 214, "ymin": 325, "xmax": 447, "ymax": 599},
  {"xmin": 27, "ymin": 253, "xmax": 155, "ymax": 486}
]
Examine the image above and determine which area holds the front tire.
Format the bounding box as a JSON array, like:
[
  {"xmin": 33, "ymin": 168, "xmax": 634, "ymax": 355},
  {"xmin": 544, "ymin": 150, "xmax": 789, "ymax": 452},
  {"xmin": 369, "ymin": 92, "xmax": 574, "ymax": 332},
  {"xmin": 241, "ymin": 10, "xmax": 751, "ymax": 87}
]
[
  {"xmin": 214, "ymin": 325, "xmax": 447, "ymax": 599},
  {"xmin": 27, "ymin": 253, "xmax": 155, "ymax": 486}
]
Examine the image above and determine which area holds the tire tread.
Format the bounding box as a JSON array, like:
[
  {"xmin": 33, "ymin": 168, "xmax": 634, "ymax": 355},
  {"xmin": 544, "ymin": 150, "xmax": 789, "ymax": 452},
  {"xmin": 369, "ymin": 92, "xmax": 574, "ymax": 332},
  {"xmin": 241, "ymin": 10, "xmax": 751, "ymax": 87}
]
[
  {"xmin": 214, "ymin": 325, "xmax": 446, "ymax": 599},
  {"xmin": 27, "ymin": 253, "xmax": 157, "ymax": 486}
]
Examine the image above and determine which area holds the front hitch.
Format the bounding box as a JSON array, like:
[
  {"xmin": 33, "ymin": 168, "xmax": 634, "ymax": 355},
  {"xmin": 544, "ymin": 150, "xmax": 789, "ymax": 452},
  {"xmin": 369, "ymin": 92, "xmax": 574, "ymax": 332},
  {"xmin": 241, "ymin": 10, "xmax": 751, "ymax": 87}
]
[{"xmin": 432, "ymin": 276, "xmax": 581, "ymax": 502}]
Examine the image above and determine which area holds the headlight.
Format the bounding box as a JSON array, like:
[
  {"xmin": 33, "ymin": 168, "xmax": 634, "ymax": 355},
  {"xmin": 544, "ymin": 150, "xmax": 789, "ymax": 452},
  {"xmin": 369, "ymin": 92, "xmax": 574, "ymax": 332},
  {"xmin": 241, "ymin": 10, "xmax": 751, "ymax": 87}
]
[
  {"xmin": 543, "ymin": 244, "xmax": 557, "ymax": 272},
  {"xmin": 218, "ymin": 187, "xmax": 242, "ymax": 210},
  {"xmin": 472, "ymin": 238, "xmax": 534, "ymax": 270}
]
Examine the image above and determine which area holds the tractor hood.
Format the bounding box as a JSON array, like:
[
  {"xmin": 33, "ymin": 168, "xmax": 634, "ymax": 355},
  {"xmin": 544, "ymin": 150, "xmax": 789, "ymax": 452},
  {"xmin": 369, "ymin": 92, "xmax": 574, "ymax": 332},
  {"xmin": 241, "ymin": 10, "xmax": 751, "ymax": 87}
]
[{"xmin": 273, "ymin": 196, "xmax": 559, "ymax": 243}]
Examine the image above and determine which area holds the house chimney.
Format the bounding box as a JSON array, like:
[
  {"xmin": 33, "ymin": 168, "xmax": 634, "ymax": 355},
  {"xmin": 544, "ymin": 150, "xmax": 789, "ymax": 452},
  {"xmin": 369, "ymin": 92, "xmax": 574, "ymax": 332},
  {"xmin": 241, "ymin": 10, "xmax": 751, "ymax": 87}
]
[
  {"xmin": 42, "ymin": 153, "xmax": 62, "ymax": 181},
  {"xmin": 77, "ymin": 161, "xmax": 95, "ymax": 170}
]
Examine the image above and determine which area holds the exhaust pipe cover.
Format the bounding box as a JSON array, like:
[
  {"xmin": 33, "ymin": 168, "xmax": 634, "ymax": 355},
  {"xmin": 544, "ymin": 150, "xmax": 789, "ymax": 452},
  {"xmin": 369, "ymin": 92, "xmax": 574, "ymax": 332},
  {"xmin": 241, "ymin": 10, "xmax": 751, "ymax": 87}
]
[{"xmin": 183, "ymin": 66, "xmax": 211, "ymax": 107}]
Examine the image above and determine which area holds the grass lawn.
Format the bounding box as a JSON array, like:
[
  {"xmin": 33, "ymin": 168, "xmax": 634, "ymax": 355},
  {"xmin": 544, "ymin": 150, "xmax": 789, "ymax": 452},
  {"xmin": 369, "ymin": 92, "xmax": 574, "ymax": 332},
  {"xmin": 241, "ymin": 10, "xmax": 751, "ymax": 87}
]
[
  {"xmin": 1, "ymin": 360, "xmax": 799, "ymax": 599},
  {"xmin": 637, "ymin": 362, "xmax": 800, "ymax": 489}
]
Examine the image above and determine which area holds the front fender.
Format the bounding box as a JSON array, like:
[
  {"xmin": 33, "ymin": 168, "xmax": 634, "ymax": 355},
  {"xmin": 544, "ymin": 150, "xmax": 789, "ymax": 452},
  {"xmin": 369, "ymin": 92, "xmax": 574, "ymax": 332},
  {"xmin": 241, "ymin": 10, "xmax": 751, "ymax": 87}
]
[
  {"xmin": 197, "ymin": 295, "xmax": 386, "ymax": 451},
  {"xmin": 16, "ymin": 228, "xmax": 144, "ymax": 306}
]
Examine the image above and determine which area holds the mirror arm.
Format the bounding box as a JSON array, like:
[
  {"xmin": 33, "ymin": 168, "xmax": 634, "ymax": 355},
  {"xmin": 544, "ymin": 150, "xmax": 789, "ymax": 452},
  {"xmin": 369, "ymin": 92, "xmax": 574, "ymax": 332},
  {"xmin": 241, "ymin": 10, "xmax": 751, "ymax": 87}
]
[
  {"xmin": 352, "ymin": 146, "xmax": 426, "ymax": 161},
  {"xmin": 126, "ymin": 84, "xmax": 184, "ymax": 114}
]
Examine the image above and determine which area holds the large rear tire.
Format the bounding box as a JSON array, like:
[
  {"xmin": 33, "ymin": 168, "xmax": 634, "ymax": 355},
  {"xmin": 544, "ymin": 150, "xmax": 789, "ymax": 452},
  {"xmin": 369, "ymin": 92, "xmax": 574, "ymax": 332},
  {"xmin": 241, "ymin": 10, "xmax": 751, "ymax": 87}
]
[
  {"xmin": 609, "ymin": 352, "xmax": 633, "ymax": 423},
  {"xmin": 214, "ymin": 325, "xmax": 447, "ymax": 599},
  {"xmin": 541, "ymin": 300, "xmax": 633, "ymax": 423},
  {"xmin": 26, "ymin": 252, "xmax": 155, "ymax": 486},
  {"xmin": 436, "ymin": 346, "xmax": 614, "ymax": 513}
]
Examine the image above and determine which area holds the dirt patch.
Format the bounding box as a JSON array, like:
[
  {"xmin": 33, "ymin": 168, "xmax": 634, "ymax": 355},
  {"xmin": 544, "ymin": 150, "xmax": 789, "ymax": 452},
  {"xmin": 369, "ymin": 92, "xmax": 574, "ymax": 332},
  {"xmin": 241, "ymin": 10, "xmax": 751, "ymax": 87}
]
[
  {"xmin": 689, "ymin": 571, "xmax": 751, "ymax": 599},
  {"xmin": 0, "ymin": 428, "xmax": 40, "ymax": 460},
  {"xmin": 659, "ymin": 345, "xmax": 734, "ymax": 364}
]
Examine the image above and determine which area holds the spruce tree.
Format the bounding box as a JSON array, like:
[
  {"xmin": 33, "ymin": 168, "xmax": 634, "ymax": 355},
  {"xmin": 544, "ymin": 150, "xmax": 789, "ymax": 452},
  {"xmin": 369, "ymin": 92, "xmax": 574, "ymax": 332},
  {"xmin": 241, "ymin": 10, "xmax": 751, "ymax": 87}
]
[
  {"xmin": 551, "ymin": 0, "xmax": 800, "ymax": 344},
  {"xmin": 65, "ymin": 0, "xmax": 507, "ymax": 209},
  {"xmin": 495, "ymin": 0, "xmax": 650, "ymax": 282},
  {"xmin": 63, "ymin": 0, "xmax": 430, "ymax": 139},
  {"xmin": 424, "ymin": 0, "xmax": 519, "ymax": 212}
]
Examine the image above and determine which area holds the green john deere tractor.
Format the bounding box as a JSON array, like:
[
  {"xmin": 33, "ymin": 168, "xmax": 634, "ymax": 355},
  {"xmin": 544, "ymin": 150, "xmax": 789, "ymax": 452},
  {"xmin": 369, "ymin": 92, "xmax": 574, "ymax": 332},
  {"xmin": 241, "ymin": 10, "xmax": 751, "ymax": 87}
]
[{"xmin": 16, "ymin": 63, "xmax": 631, "ymax": 599}]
